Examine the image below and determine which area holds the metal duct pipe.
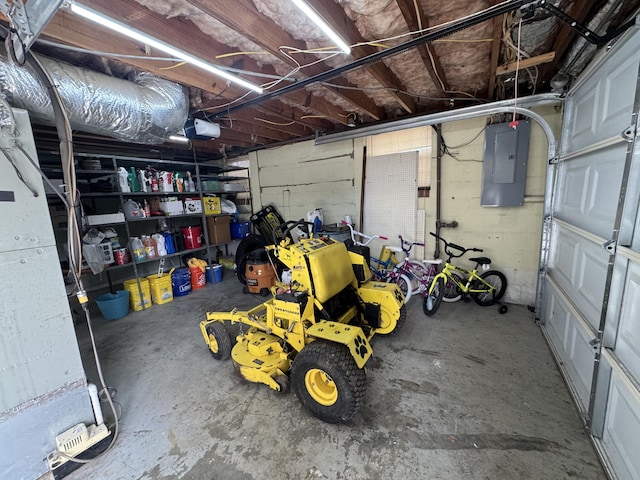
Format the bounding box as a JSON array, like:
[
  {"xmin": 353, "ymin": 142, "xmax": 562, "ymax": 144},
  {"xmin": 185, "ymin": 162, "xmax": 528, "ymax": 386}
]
[
  {"xmin": 0, "ymin": 46, "xmax": 188, "ymax": 144},
  {"xmin": 316, "ymin": 93, "xmax": 562, "ymax": 161}
]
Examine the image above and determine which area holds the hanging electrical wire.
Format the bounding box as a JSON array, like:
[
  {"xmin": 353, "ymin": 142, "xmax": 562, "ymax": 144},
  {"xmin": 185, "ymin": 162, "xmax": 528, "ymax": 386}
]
[{"xmin": 512, "ymin": 17, "xmax": 523, "ymax": 125}]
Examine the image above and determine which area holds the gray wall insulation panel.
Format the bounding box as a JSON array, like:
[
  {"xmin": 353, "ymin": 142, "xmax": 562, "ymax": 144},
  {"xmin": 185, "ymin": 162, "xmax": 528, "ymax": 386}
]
[
  {"xmin": 0, "ymin": 381, "xmax": 93, "ymax": 480},
  {"xmin": 481, "ymin": 120, "xmax": 530, "ymax": 206},
  {"xmin": 0, "ymin": 246, "xmax": 87, "ymax": 411},
  {"xmin": 0, "ymin": 109, "xmax": 86, "ymax": 412},
  {"xmin": 0, "ymin": 109, "xmax": 94, "ymax": 480}
]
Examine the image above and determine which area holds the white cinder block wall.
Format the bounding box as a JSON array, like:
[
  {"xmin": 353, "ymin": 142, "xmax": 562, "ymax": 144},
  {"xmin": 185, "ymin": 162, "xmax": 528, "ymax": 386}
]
[
  {"xmin": 422, "ymin": 105, "xmax": 562, "ymax": 305},
  {"xmin": 241, "ymin": 104, "xmax": 561, "ymax": 306}
]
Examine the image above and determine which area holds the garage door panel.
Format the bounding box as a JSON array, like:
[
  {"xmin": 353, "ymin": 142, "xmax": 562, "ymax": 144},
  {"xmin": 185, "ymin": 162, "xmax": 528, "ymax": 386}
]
[
  {"xmin": 601, "ymin": 53, "xmax": 640, "ymax": 128},
  {"xmin": 548, "ymin": 225, "xmax": 608, "ymax": 329},
  {"xmin": 621, "ymin": 146, "xmax": 640, "ymax": 248},
  {"xmin": 603, "ymin": 257, "xmax": 628, "ymax": 348},
  {"xmin": 544, "ymin": 285, "xmax": 570, "ymax": 352},
  {"xmin": 562, "ymin": 31, "xmax": 640, "ymax": 153},
  {"xmin": 563, "ymin": 87, "xmax": 599, "ymax": 154},
  {"xmin": 541, "ymin": 25, "xmax": 640, "ymax": 480},
  {"xmin": 600, "ymin": 357, "xmax": 640, "ymax": 480},
  {"xmin": 543, "ymin": 282, "xmax": 594, "ymax": 411},
  {"xmin": 555, "ymin": 144, "xmax": 628, "ymax": 237},
  {"xmin": 614, "ymin": 261, "xmax": 640, "ymax": 384}
]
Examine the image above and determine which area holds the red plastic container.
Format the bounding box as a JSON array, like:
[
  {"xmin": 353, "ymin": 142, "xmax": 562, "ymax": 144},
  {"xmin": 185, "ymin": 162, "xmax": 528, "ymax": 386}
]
[
  {"xmin": 182, "ymin": 226, "xmax": 203, "ymax": 249},
  {"xmin": 190, "ymin": 266, "xmax": 206, "ymax": 290}
]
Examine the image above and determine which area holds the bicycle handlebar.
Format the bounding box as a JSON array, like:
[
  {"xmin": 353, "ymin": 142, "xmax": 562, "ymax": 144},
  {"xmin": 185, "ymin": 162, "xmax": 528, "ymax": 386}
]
[
  {"xmin": 429, "ymin": 232, "xmax": 483, "ymax": 260},
  {"xmin": 341, "ymin": 221, "xmax": 387, "ymax": 246},
  {"xmin": 398, "ymin": 235, "xmax": 425, "ymax": 254}
]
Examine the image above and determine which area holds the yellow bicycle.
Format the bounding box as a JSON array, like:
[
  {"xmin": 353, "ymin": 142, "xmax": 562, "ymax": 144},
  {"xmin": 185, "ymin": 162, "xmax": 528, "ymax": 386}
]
[{"xmin": 423, "ymin": 232, "xmax": 507, "ymax": 316}]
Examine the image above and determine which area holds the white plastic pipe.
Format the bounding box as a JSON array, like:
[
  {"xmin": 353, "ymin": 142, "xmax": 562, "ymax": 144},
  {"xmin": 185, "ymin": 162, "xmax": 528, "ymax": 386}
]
[{"xmin": 88, "ymin": 383, "xmax": 104, "ymax": 426}]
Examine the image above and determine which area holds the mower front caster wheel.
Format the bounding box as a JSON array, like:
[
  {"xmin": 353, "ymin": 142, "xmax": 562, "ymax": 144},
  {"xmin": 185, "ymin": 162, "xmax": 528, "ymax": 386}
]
[
  {"xmin": 275, "ymin": 375, "xmax": 289, "ymax": 394},
  {"xmin": 206, "ymin": 323, "xmax": 231, "ymax": 360},
  {"xmin": 291, "ymin": 341, "xmax": 366, "ymax": 424}
]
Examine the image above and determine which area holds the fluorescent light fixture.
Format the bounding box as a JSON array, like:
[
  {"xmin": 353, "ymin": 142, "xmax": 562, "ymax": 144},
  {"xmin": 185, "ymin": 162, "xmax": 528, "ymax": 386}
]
[
  {"xmin": 290, "ymin": 0, "xmax": 351, "ymax": 54},
  {"xmin": 68, "ymin": 2, "xmax": 264, "ymax": 94},
  {"xmin": 168, "ymin": 135, "xmax": 191, "ymax": 144}
]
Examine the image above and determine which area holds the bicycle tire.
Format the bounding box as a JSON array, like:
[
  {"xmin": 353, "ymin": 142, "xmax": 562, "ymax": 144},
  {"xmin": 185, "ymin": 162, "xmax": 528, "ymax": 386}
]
[
  {"xmin": 387, "ymin": 274, "xmax": 412, "ymax": 304},
  {"xmin": 470, "ymin": 270, "xmax": 507, "ymax": 306},
  {"xmin": 442, "ymin": 270, "xmax": 465, "ymax": 303},
  {"xmin": 423, "ymin": 277, "xmax": 444, "ymax": 316}
]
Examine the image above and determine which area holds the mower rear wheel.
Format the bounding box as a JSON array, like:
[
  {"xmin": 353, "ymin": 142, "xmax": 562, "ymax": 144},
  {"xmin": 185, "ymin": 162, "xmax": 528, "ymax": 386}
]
[
  {"xmin": 291, "ymin": 340, "xmax": 366, "ymax": 424},
  {"xmin": 206, "ymin": 322, "xmax": 231, "ymax": 360}
]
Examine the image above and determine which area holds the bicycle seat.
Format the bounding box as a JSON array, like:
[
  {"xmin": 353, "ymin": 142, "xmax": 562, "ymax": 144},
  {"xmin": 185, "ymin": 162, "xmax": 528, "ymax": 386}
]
[
  {"xmin": 469, "ymin": 256, "xmax": 491, "ymax": 265},
  {"xmin": 423, "ymin": 259, "xmax": 443, "ymax": 265}
]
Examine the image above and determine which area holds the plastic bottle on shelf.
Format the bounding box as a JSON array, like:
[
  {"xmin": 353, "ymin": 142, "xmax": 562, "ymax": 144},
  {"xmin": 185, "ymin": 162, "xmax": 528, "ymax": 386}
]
[
  {"xmin": 143, "ymin": 199, "xmax": 151, "ymax": 218},
  {"xmin": 118, "ymin": 167, "xmax": 130, "ymax": 192},
  {"xmin": 151, "ymin": 171, "xmax": 159, "ymax": 192},
  {"xmin": 138, "ymin": 169, "xmax": 150, "ymax": 192},
  {"xmin": 163, "ymin": 231, "xmax": 176, "ymax": 254},
  {"xmin": 174, "ymin": 172, "xmax": 184, "ymax": 192},
  {"xmin": 142, "ymin": 235, "xmax": 157, "ymax": 258},
  {"xmin": 185, "ymin": 171, "xmax": 196, "ymax": 192},
  {"xmin": 128, "ymin": 167, "xmax": 141, "ymax": 192},
  {"xmin": 152, "ymin": 233, "xmax": 167, "ymax": 256},
  {"xmin": 131, "ymin": 237, "xmax": 146, "ymax": 261}
]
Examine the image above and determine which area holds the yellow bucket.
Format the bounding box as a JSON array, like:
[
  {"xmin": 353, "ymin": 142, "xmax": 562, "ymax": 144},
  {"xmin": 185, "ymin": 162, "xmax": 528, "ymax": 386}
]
[
  {"xmin": 123, "ymin": 278, "xmax": 152, "ymax": 311},
  {"xmin": 146, "ymin": 273, "xmax": 174, "ymax": 305}
]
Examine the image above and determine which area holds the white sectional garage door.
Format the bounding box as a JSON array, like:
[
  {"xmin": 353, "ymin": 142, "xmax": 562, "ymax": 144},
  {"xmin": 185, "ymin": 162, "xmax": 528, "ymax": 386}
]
[{"xmin": 538, "ymin": 24, "xmax": 640, "ymax": 480}]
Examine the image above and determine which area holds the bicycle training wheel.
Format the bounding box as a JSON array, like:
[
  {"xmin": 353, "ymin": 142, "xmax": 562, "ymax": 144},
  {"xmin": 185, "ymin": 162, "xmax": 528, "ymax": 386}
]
[
  {"xmin": 423, "ymin": 277, "xmax": 444, "ymax": 316},
  {"xmin": 442, "ymin": 271, "xmax": 465, "ymax": 303},
  {"xmin": 470, "ymin": 270, "xmax": 507, "ymax": 306}
]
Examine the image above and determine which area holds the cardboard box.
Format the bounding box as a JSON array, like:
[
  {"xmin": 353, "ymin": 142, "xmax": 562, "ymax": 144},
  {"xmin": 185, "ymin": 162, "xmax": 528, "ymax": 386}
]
[
  {"xmin": 206, "ymin": 215, "xmax": 231, "ymax": 244},
  {"xmin": 203, "ymin": 196, "xmax": 221, "ymax": 215},
  {"xmin": 159, "ymin": 200, "xmax": 184, "ymax": 216},
  {"xmin": 184, "ymin": 198, "xmax": 202, "ymax": 214}
]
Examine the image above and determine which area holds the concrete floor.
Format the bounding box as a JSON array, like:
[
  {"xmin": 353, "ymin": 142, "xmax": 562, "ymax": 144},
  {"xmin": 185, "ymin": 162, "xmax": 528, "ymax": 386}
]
[{"xmin": 66, "ymin": 272, "xmax": 606, "ymax": 480}]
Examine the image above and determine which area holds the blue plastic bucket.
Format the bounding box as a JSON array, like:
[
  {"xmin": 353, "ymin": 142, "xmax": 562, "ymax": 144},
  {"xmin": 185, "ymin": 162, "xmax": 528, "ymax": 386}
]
[
  {"xmin": 206, "ymin": 266, "xmax": 214, "ymax": 283},
  {"xmin": 172, "ymin": 267, "xmax": 192, "ymax": 297},
  {"xmin": 95, "ymin": 290, "xmax": 130, "ymax": 320},
  {"xmin": 213, "ymin": 264, "xmax": 223, "ymax": 283}
]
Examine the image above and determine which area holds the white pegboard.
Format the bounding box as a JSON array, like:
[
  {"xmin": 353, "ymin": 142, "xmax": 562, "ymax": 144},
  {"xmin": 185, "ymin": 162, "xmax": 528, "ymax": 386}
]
[{"xmin": 362, "ymin": 151, "xmax": 420, "ymax": 262}]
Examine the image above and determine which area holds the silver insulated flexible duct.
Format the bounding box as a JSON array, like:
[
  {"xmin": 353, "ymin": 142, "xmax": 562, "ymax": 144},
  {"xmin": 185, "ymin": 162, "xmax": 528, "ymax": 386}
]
[{"xmin": 0, "ymin": 46, "xmax": 188, "ymax": 144}]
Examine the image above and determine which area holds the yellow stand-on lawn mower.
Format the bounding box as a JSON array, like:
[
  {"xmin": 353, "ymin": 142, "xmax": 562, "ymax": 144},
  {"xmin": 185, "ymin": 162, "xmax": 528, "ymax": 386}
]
[{"xmin": 199, "ymin": 220, "xmax": 406, "ymax": 423}]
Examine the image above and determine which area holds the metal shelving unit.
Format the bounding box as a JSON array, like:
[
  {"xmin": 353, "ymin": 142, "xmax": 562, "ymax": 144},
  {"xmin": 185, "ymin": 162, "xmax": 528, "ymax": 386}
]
[{"xmin": 42, "ymin": 151, "xmax": 251, "ymax": 296}]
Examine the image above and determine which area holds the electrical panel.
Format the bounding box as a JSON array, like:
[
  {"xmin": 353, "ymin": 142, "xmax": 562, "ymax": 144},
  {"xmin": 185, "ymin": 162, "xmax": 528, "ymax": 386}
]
[{"xmin": 481, "ymin": 120, "xmax": 531, "ymax": 207}]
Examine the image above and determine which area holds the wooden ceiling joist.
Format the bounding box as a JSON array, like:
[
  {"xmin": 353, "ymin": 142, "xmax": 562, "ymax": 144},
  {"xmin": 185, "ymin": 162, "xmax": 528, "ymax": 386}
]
[
  {"xmin": 184, "ymin": 0, "xmax": 384, "ymax": 121},
  {"xmin": 395, "ymin": 0, "xmax": 452, "ymax": 98},
  {"xmin": 305, "ymin": 0, "xmax": 416, "ymax": 114}
]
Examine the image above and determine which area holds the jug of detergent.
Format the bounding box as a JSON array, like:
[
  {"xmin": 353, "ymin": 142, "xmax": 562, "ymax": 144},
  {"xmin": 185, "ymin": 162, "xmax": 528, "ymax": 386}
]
[
  {"xmin": 163, "ymin": 232, "xmax": 176, "ymax": 254},
  {"xmin": 152, "ymin": 233, "xmax": 167, "ymax": 256}
]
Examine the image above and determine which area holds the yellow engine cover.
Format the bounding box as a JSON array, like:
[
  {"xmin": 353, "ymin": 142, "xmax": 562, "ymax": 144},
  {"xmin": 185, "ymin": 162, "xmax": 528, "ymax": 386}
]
[{"xmin": 357, "ymin": 281, "xmax": 404, "ymax": 334}]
